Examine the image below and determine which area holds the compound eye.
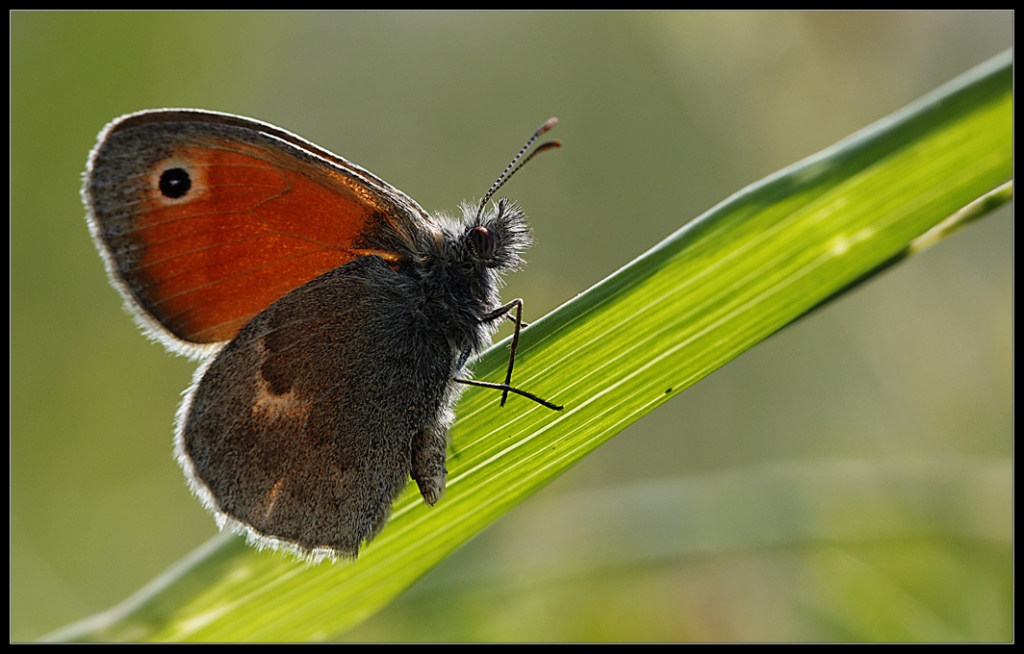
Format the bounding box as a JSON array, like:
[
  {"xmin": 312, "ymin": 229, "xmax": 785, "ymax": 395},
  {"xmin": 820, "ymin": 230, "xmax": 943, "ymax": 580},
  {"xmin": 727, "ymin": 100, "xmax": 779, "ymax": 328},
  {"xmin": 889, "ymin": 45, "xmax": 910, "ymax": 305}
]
[{"xmin": 470, "ymin": 225, "xmax": 495, "ymax": 260}]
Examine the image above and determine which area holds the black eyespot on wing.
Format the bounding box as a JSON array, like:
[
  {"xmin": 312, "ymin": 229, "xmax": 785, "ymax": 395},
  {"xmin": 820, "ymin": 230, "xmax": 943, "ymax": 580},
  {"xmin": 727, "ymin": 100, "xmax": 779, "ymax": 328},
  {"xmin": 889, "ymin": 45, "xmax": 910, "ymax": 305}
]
[{"xmin": 159, "ymin": 167, "xmax": 191, "ymax": 198}]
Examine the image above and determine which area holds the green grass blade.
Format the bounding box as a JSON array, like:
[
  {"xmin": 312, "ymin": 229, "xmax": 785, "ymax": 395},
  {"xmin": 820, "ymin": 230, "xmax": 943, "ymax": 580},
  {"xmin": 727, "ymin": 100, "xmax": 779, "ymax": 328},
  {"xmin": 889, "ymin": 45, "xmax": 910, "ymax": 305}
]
[{"xmin": 47, "ymin": 49, "xmax": 1011, "ymax": 642}]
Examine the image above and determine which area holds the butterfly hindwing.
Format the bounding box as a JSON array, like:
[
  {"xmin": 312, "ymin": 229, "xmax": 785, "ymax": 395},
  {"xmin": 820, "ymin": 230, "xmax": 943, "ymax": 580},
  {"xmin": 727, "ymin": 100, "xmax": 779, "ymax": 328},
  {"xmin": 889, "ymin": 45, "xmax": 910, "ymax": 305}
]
[{"xmin": 178, "ymin": 256, "xmax": 457, "ymax": 556}]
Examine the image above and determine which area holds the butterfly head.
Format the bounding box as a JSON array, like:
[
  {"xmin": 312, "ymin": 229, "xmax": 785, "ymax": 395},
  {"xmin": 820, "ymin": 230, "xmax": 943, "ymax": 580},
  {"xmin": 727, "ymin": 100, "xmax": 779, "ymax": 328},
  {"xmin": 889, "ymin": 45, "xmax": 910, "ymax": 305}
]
[
  {"xmin": 464, "ymin": 198, "xmax": 532, "ymax": 271},
  {"xmin": 421, "ymin": 198, "xmax": 531, "ymax": 287}
]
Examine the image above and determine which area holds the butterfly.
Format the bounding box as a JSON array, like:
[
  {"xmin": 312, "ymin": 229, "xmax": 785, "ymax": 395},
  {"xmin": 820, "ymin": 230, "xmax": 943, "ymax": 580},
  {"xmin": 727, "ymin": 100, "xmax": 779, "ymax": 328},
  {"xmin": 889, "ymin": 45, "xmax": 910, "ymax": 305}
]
[{"xmin": 83, "ymin": 109, "xmax": 561, "ymax": 559}]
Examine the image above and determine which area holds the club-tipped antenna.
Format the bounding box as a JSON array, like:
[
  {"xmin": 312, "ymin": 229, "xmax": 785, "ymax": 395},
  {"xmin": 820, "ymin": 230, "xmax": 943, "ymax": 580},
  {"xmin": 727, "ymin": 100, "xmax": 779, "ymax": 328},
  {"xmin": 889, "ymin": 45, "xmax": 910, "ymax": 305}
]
[{"xmin": 475, "ymin": 117, "xmax": 561, "ymax": 219}]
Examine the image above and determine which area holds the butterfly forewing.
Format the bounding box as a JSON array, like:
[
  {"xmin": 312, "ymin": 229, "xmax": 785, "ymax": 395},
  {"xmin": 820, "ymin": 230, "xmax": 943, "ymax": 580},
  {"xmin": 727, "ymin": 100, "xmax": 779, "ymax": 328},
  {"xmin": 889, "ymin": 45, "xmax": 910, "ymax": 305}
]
[{"xmin": 85, "ymin": 110, "xmax": 430, "ymax": 346}]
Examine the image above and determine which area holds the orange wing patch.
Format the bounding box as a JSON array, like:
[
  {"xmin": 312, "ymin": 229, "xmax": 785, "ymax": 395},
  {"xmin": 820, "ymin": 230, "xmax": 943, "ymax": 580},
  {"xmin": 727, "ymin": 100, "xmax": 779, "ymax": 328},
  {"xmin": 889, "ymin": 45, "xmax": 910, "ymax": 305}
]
[{"xmin": 122, "ymin": 143, "xmax": 395, "ymax": 343}]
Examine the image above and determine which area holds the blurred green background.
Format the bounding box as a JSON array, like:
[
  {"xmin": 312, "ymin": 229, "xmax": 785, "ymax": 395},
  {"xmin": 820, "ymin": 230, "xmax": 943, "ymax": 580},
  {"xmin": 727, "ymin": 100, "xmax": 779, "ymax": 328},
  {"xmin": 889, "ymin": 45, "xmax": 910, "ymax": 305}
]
[{"xmin": 11, "ymin": 11, "xmax": 1011, "ymax": 641}]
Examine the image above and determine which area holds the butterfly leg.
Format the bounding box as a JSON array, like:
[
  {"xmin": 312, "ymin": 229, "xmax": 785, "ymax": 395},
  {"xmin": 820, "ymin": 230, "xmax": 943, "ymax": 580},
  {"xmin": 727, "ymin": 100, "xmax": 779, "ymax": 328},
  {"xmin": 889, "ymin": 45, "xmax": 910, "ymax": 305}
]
[
  {"xmin": 411, "ymin": 425, "xmax": 447, "ymax": 505},
  {"xmin": 480, "ymin": 298, "xmax": 525, "ymax": 407},
  {"xmin": 455, "ymin": 377, "xmax": 563, "ymax": 411},
  {"xmin": 455, "ymin": 345, "xmax": 473, "ymax": 371}
]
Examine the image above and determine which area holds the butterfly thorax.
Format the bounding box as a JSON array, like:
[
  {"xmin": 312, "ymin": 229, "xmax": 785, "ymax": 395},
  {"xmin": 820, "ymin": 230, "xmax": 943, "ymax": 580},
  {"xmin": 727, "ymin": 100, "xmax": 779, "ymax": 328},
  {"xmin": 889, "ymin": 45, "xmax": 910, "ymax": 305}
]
[{"xmin": 409, "ymin": 199, "xmax": 532, "ymax": 355}]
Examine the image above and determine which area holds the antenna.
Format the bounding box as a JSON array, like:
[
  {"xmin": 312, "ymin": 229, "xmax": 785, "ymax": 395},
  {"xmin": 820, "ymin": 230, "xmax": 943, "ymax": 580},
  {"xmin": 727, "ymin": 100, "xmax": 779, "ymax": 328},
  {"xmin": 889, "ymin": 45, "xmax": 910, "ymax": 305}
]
[{"xmin": 475, "ymin": 118, "xmax": 561, "ymax": 219}]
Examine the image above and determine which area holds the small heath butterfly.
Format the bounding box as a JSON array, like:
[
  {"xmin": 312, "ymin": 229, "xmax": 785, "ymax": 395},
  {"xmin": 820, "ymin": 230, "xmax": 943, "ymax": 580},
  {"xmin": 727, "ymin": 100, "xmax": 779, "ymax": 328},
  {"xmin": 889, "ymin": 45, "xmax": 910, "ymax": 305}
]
[{"xmin": 83, "ymin": 109, "xmax": 562, "ymax": 560}]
